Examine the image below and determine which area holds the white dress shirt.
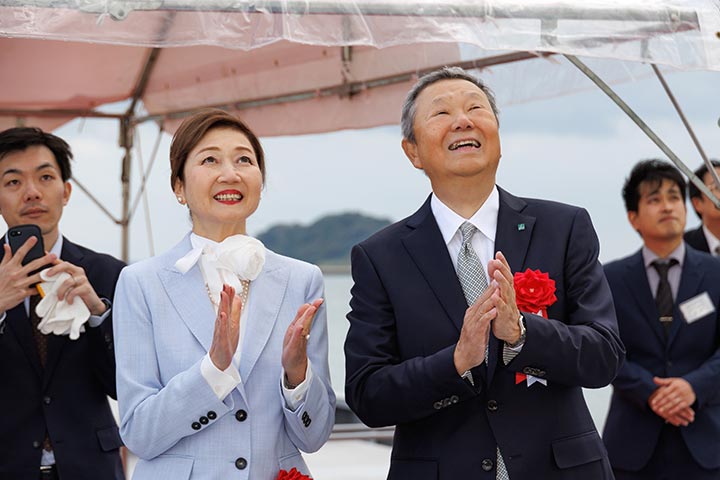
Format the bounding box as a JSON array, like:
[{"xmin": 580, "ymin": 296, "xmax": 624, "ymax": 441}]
[
  {"xmin": 642, "ymin": 242, "xmax": 685, "ymax": 300},
  {"xmin": 431, "ymin": 187, "xmax": 525, "ymax": 365}
]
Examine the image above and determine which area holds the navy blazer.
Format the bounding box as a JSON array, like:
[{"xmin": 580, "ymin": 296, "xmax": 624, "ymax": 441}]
[
  {"xmin": 603, "ymin": 246, "xmax": 720, "ymax": 471},
  {"xmin": 0, "ymin": 236, "xmax": 125, "ymax": 480},
  {"xmin": 344, "ymin": 189, "xmax": 624, "ymax": 480},
  {"xmin": 684, "ymin": 226, "xmax": 711, "ymax": 253}
]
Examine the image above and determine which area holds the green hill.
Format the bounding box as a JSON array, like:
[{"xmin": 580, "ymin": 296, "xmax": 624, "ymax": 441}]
[{"xmin": 257, "ymin": 212, "xmax": 391, "ymax": 267}]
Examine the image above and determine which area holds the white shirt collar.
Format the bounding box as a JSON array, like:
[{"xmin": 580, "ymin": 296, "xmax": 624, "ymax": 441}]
[
  {"xmin": 431, "ymin": 186, "xmax": 499, "ymax": 246},
  {"xmin": 702, "ymin": 224, "xmax": 720, "ymax": 255},
  {"xmin": 641, "ymin": 242, "xmax": 685, "ymax": 268}
]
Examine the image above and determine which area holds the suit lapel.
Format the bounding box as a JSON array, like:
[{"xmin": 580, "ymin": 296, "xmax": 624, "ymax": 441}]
[
  {"xmin": 490, "ymin": 189, "xmax": 535, "ymax": 384},
  {"xmin": 623, "ymin": 251, "xmax": 666, "ymax": 345},
  {"xmin": 494, "ymin": 188, "xmax": 535, "ymax": 273},
  {"xmin": 669, "ymin": 249, "xmax": 704, "ymax": 345},
  {"xmin": 6, "ymin": 305, "xmax": 44, "ymax": 377},
  {"xmin": 157, "ymin": 237, "xmax": 216, "ymax": 353},
  {"xmin": 240, "ymin": 253, "xmax": 288, "ymax": 382},
  {"xmin": 401, "ymin": 197, "xmax": 467, "ymax": 333}
]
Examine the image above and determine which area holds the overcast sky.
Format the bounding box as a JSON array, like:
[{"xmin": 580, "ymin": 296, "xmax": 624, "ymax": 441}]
[{"xmin": 2, "ymin": 61, "xmax": 718, "ymax": 265}]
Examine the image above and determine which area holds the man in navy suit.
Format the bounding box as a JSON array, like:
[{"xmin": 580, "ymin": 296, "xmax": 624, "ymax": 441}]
[
  {"xmin": 684, "ymin": 159, "xmax": 720, "ymax": 256},
  {"xmin": 344, "ymin": 67, "xmax": 624, "ymax": 479},
  {"xmin": 0, "ymin": 127, "xmax": 125, "ymax": 479},
  {"xmin": 603, "ymin": 159, "xmax": 720, "ymax": 479}
]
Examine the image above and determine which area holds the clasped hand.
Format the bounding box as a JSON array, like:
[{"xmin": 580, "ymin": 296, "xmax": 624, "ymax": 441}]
[
  {"xmin": 648, "ymin": 377, "xmax": 696, "ymax": 427},
  {"xmin": 454, "ymin": 251, "xmax": 521, "ymax": 374}
]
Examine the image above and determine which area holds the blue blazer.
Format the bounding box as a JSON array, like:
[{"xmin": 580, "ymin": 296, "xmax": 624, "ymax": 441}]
[
  {"xmin": 345, "ymin": 189, "xmax": 624, "ymax": 480},
  {"xmin": 603, "ymin": 246, "xmax": 720, "ymax": 471},
  {"xmin": 113, "ymin": 235, "xmax": 335, "ymax": 480},
  {"xmin": 0, "ymin": 236, "xmax": 125, "ymax": 480}
]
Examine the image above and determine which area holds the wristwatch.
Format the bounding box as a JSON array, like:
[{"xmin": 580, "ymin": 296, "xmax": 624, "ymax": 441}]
[{"xmin": 506, "ymin": 314, "xmax": 526, "ymax": 348}]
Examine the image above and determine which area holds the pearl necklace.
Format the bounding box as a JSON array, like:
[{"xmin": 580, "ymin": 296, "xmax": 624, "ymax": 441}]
[{"xmin": 205, "ymin": 279, "xmax": 250, "ymax": 309}]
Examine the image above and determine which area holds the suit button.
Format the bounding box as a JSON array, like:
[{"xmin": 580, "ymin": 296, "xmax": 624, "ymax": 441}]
[
  {"xmin": 32, "ymin": 440, "xmax": 41, "ymax": 449},
  {"xmin": 487, "ymin": 400, "xmax": 498, "ymax": 412},
  {"xmin": 199, "ymin": 416, "xmax": 209, "ymax": 425},
  {"xmin": 191, "ymin": 422, "xmax": 201, "ymax": 430},
  {"xmin": 235, "ymin": 409, "xmax": 247, "ymax": 422},
  {"xmin": 235, "ymin": 457, "xmax": 247, "ymax": 470},
  {"xmin": 43, "ymin": 396, "xmax": 52, "ymax": 405},
  {"xmin": 104, "ymin": 333, "xmax": 112, "ymax": 343},
  {"xmin": 433, "ymin": 401, "xmax": 443, "ymax": 410},
  {"xmin": 450, "ymin": 395, "xmax": 459, "ymax": 404},
  {"xmin": 207, "ymin": 410, "xmax": 217, "ymax": 420},
  {"xmin": 481, "ymin": 458, "xmax": 494, "ymax": 471}
]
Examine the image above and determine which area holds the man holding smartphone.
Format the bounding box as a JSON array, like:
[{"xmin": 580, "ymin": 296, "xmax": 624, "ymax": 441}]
[{"xmin": 0, "ymin": 127, "xmax": 125, "ymax": 480}]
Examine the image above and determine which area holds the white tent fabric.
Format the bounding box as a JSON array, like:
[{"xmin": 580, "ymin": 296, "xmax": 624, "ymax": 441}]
[{"xmin": 1, "ymin": 0, "xmax": 719, "ymax": 136}]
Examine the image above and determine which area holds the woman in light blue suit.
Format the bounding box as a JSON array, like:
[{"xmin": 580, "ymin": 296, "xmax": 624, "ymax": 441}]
[{"xmin": 113, "ymin": 109, "xmax": 335, "ymax": 479}]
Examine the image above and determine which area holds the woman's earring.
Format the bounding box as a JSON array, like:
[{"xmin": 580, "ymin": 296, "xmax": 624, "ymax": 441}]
[{"xmin": 177, "ymin": 196, "xmax": 184, "ymax": 204}]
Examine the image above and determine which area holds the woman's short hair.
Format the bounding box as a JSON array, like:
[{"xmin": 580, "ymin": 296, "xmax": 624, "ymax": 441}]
[{"xmin": 169, "ymin": 109, "xmax": 265, "ymax": 191}]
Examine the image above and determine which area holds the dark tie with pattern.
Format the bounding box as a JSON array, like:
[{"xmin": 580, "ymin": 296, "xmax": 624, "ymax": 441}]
[
  {"xmin": 456, "ymin": 222, "xmax": 509, "ymax": 480},
  {"xmin": 29, "ymin": 294, "xmax": 53, "ymax": 452},
  {"xmin": 29, "ymin": 294, "xmax": 48, "ymax": 367},
  {"xmin": 651, "ymin": 259, "xmax": 678, "ymax": 340}
]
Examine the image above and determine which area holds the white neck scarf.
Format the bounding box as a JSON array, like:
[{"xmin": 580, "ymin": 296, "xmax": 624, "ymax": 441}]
[{"xmin": 175, "ymin": 233, "xmax": 266, "ymax": 311}]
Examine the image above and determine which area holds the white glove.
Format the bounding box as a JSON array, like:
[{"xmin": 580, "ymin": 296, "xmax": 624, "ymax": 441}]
[{"xmin": 35, "ymin": 270, "xmax": 90, "ymax": 340}]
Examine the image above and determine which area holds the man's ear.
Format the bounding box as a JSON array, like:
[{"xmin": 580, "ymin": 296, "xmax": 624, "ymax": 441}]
[
  {"xmin": 690, "ymin": 196, "xmax": 704, "ymax": 215},
  {"xmin": 401, "ymin": 138, "xmax": 422, "ymax": 170},
  {"xmin": 62, "ymin": 181, "xmax": 72, "ymax": 206},
  {"xmin": 627, "ymin": 210, "xmax": 639, "ymax": 232}
]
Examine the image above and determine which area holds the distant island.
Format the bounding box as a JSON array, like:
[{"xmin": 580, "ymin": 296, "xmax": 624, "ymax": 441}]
[{"xmin": 257, "ymin": 212, "xmax": 392, "ymax": 272}]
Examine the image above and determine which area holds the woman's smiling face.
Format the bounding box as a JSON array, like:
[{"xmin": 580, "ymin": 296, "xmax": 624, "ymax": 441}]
[{"xmin": 174, "ymin": 127, "xmax": 263, "ymax": 240}]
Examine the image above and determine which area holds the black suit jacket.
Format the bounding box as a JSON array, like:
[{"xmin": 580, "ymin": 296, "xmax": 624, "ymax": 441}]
[
  {"xmin": 344, "ymin": 189, "xmax": 624, "ymax": 480},
  {"xmin": 603, "ymin": 246, "xmax": 720, "ymax": 471},
  {"xmin": 0, "ymin": 236, "xmax": 125, "ymax": 480},
  {"xmin": 684, "ymin": 226, "xmax": 710, "ymax": 253}
]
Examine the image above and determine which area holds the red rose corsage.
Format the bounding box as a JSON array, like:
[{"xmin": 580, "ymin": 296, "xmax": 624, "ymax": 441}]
[
  {"xmin": 513, "ymin": 269, "xmax": 557, "ymax": 385},
  {"xmin": 276, "ymin": 467, "xmax": 312, "ymax": 480},
  {"xmin": 513, "ymin": 268, "xmax": 557, "ymax": 319}
]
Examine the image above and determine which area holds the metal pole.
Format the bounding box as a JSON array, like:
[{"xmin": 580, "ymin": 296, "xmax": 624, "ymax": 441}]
[
  {"xmin": 651, "ymin": 64, "xmax": 720, "ymax": 192},
  {"xmin": 119, "ymin": 116, "xmax": 133, "ymax": 263},
  {"xmin": 564, "ymin": 54, "xmax": 720, "ymax": 209}
]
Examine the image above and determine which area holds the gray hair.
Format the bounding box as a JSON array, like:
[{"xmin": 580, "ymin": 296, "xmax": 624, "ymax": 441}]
[{"xmin": 400, "ymin": 66, "xmax": 500, "ymax": 143}]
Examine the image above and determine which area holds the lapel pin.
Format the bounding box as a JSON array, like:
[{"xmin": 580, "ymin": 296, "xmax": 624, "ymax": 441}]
[{"xmin": 517, "ymin": 223, "xmax": 525, "ymax": 231}]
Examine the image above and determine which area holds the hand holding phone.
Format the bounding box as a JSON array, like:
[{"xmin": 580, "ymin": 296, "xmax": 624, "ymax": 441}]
[
  {"xmin": 0, "ymin": 225, "xmax": 55, "ymax": 313},
  {"xmin": 8, "ymin": 224, "xmax": 46, "ymax": 269}
]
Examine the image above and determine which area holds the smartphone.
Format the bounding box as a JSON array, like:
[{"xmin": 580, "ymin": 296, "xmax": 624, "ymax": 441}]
[{"xmin": 8, "ymin": 224, "xmax": 46, "ymax": 270}]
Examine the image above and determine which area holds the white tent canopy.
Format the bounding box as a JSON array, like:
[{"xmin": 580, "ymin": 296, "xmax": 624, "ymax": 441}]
[
  {"xmin": 2, "ymin": 0, "xmax": 719, "ymax": 136},
  {"xmin": 1, "ymin": 0, "xmax": 719, "ymax": 260}
]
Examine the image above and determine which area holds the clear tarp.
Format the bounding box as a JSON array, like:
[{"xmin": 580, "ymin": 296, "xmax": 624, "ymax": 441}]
[{"xmin": 2, "ymin": 0, "xmax": 719, "ymax": 71}]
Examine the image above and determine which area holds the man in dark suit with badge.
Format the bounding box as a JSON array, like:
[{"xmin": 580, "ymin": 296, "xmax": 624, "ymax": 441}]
[
  {"xmin": 603, "ymin": 159, "xmax": 720, "ymax": 479},
  {"xmin": 344, "ymin": 67, "xmax": 624, "ymax": 479},
  {"xmin": 0, "ymin": 127, "xmax": 125, "ymax": 479}
]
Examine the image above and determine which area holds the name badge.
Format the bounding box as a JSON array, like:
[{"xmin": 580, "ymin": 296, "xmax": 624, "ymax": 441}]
[{"xmin": 679, "ymin": 292, "xmax": 716, "ymax": 324}]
